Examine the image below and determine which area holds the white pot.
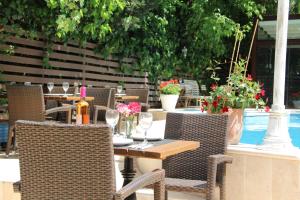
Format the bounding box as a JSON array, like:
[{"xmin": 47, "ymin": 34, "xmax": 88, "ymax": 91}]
[
  {"xmin": 293, "ymin": 100, "xmax": 300, "ymax": 108},
  {"xmin": 160, "ymin": 94, "xmax": 179, "ymax": 111}
]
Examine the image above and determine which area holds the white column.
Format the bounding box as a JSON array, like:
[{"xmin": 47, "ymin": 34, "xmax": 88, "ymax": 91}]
[{"xmin": 263, "ymin": 0, "xmax": 295, "ymax": 151}]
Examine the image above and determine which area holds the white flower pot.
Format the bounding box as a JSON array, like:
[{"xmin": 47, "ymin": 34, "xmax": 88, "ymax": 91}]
[
  {"xmin": 293, "ymin": 100, "xmax": 300, "ymax": 109},
  {"xmin": 160, "ymin": 94, "xmax": 179, "ymax": 111}
]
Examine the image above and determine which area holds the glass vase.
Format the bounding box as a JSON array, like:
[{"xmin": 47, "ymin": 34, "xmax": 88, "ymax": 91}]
[{"xmin": 125, "ymin": 118, "xmax": 134, "ymax": 139}]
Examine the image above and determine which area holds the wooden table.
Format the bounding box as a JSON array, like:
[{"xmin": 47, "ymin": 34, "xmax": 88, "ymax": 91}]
[
  {"xmin": 115, "ymin": 95, "xmax": 139, "ymax": 101},
  {"xmin": 114, "ymin": 139, "xmax": 200, "ymax": 200},
  {"xmin": 44, "ymin": 94, "xmax": 95, "ymax": 101}
]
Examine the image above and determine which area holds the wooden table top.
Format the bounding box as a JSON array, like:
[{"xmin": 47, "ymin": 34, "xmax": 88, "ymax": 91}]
[
  {"xmin": 114, "ymin": 139, "xmax": 200, "ymax": 160},
  {"xmin": 115, "ymin": 95, "xmax": 139, "ymax": 100},
  {"xmin": 44, "ymin": 94, "xmax": 95, "ymax": 101}
]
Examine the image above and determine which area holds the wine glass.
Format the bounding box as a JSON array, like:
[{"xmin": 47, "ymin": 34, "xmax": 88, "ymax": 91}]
[
  {"xmin": 139, "ymin": 112, "xmax": 153, "ymax": 144},
  {"xmin": 47, "ymin": 82, "xmax": 54, "ymax": 94},
  {"xmin": 117, "ymin": 85, "xmax": 123, "ymax": 94},
  {"xmin": 62, "ymin": 82, "xmax": 69, "ymax": 96},
  {"xmin": 105, "ymin": 109, "xmax": 120, "ymax": 136}
]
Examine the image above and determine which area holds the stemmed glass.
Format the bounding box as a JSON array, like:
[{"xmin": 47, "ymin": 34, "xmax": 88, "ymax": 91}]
[
  {"xmin": 47, "ymin": 82, "xmax": 54, "ymax": 94},
  {"xmin": 105, "ymin": 109, "xmax": 120, "ymax": 136},
  {"xmin": 117, "ymin": 85, "xmax": 123, "ymax": 94},
  {"xmin": 139, "ymin": 112, "xmax": 153, "ymax": 144},
  {"xmin": 62, "ymin": 82, "xmax": 69, "ymax": 96}
]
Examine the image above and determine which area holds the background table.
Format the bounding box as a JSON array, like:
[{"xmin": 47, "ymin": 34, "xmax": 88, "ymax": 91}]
[
  {"xmin": 114, "ymin": 139, "xmax": 200, "ymax": 200},
  {"xmin": 44, "ymin": 95, "xmax": 94, "ymax": 101}
]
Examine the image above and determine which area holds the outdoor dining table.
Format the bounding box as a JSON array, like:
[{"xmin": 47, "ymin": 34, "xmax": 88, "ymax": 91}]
[
  {"xmin": 115, "ymin": 94, "xmax": 139, "ymax": 101},
  {"xmin": 44, "ymin": 94, "xmax": 95, "ymax": 101},
  {"xmin": 114, "ymin": 139, "xmax": 200, "ymax": 200}
]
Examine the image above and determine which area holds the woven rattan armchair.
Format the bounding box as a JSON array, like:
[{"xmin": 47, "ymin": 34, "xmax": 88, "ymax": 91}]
[
  {"xmin": 162, "ymin": 113, "xmax": 232, "ymax": 200},
  {"xmin": 86, "ymin": 88, "xmax": 116, "ymax": 123},
  {"xmin": 5, "ymin": 85, "xmax": 72, "ymax": 155},
  {"xmin": 14, "ymin": 120, "xmax": 165, "ymax": 200},
  {"xmin": 125, "ymin": 88, "xmax": 150, "ymax": 111}
]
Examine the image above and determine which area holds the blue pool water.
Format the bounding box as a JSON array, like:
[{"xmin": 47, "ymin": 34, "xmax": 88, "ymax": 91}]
[{"xmin": 241, "ymin": 113, "xmax": 300, "ymax": 148}]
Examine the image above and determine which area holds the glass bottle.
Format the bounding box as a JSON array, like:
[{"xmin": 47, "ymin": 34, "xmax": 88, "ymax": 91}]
[{"xmin": 76, "ymin": 86, "xmax": 90, "ymax": 124}]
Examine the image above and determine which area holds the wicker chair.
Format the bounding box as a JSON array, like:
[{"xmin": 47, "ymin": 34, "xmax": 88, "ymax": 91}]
[
  {"xmin": 125, "ymin": 88, "xmax": 150, "ymax": 111},
  {"xmin": 162, "ymin": 113, "xmax": 232, "ymax": 200},
  {"xmin": 14, "ymin": 120, "xmax": 165, "ymax": 200},
  {"xmin": 86, "ymin": 87, "xmax": 115, "ymax": 123},
  {"xmin": 5, "ymin": 85, "xmax": 72, "ymax": 155}
]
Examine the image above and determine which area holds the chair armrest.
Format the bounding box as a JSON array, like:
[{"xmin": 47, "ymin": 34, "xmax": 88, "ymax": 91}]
[
  {"xmin": 206, "ymin": 154, "xmax": 233, "ymax": 199},
  {"xmin": 45, "ymin": 105, "xmax": 73, "ymax": 115},
  {"xmin": 114, "ymin": 169, "xmax": 165, "ymax": 200},
  {"xmin": 93, "ymin": 105, "xmax": 109, "ymax": 124},
  {"xmin": 45, "ymin": 105, "xmax": 73, "ymax": 124},
  {"xmin": 13, "ymin": 181, "xmax": 21, "ymax": 193}
]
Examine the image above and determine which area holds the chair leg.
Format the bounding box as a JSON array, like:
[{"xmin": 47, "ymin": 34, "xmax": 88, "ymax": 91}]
[
  {"xmin": 5, "ymin": 126, "xmax": 14, "ymax": 156},
  {"xmin": 165, "ymin": 190, "xmax": 168, "ymax": 200}
]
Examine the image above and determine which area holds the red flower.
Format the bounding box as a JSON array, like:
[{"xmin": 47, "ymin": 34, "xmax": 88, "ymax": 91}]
[
  {"xmin": 247, "ymin": 74, "xmax": 253, "ymax": 81},
  {"xmin": 260, "ymin": 89, "xmax": 265, "ymax": 97},
  {"xmin": 160, "ymin": 81, "xmax": 168, "ymax": 89},
  {"xmin": 202, "ymin": 100, "xmax": 208, "ymax": 107},
  {"xmin": 222, "ymin": 106, "xmax": 229, "ymax": 113},
  {"xmin": 217, "ymin": 96, "xmax": 221, "ymax": 101},
  {"xmin": 212, "ymin": 100, "xmax": 218, "ymax": 108},
  {"xmin": 255, "ymin": 93, "xmax": 261, "ymax": 100},
  {"xmin": 210, "ymin": 84, "xmax": 217, "ymax": 91},
  {"xmin": 265, "ymin": 106, "xmax": 270, "ymax": 112}
]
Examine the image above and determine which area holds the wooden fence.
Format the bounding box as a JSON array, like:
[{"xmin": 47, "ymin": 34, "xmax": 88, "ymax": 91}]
[{"xmin": 0, "ymin": 30, "xmax": 160, "ymax": 106}]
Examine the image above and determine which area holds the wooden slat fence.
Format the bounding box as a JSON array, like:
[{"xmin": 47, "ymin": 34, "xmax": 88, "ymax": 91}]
[{"xmin": 0, "ymin": 30, "xmax": 160, "ymax": 106}]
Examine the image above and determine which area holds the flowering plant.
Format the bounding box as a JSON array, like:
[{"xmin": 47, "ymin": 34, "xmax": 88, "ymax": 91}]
[
  {"xmin": 116, "ymin": 102, "xmax": 141, "ymax": 119},
  {"xmin": 202, "ymin": 60, "xmax": 269, "ymax": 113},
  {"xmin": 159, "ymin": 79, "xmax": 182, "ymax": 95}
]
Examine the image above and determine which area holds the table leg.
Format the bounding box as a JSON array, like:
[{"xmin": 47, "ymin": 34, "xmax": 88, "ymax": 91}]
[{"xmin": 121, "ymin": 157, "xmax": 137, "ymax": 200}]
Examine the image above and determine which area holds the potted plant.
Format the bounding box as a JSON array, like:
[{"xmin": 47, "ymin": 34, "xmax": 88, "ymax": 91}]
[
  {"xmin": 159, "ymin": 79, "xmax": 182, "ymax": 111},
  {"xmin": 202, "ymin": 59, "xmax": 269, "ymax": 144},
  {"xmin": 291, "ymin": 91, "xmax": 300, "ymax": 108}
]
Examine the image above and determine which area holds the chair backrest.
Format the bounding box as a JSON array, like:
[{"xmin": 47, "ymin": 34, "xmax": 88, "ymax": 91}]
[
  {"xmin": 7, "ymin": 85, "xmax": 45, "ymax": 126},
  {"xmin": 16, "ymin": 120, "xmax": 115, "ymax": 200},
  {"xmin": 163, "ymin": 113, "xmax": 228, "ymax": 181},
  {"xmin": 125, "ymin": 88, "xmax": 149, "ymax": 103},
  {"xmin": 183, "ymin": 80, "xmax": 200, "ymax": 96},
  {"xmin": 87, "ymin": 88, "xmax": 112, "ymax": 108}
]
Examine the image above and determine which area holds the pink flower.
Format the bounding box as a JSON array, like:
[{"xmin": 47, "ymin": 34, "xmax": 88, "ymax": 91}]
[
  {"xmin": 265, "ymin": 106, "xmax": 270, "ymax": 112},
  {"xmin": 116, "ymin": 103, "xmax": 130, "ymax": 116},
  {"xmin": 127, "ymin": 102, "xmax": 141, "ymax": 114},
  {"xmin": 260, "ymin": 89, "xmax": 265, "ymax": 97},
  {"xmin": 210, "ymin": 84, "xmax": 217, "ymax": 91},
  {"xmin": 246, "ymin": 74, "xmax": 253, "ymax": 81}
]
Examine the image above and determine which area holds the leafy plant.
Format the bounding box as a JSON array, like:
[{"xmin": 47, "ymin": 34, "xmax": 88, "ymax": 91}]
[
  {"xmin": 202, "ymin": 59, "xmax": 268, "ymax": 113},
  {"xmin": 159, "ymin": 79, "xmax": 181, "ymax": 95}
]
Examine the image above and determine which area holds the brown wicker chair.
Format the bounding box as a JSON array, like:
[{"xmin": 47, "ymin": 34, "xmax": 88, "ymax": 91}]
[
  {"xmin": 5, "ymin": 85, "xmax": 72, "ymax": 155},
  {"xmin": 14, "ymin": 120, "xmax": 165, "ymax": 200},
  {"xmin": 162, "ymin": 113, "xmax": 232, "ymax": 200},
  {"xmin": 86, "ymin": 88, "xmax": 115, "ymax": 123},
  {"xmin": 125, "ymin": 88, "xmax": 150, "ymax": 112}
]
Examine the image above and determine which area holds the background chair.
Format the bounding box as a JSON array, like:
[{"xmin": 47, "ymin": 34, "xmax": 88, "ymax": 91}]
[
  {"xmin": 125, "ymin": 88, "xmax": 150, "ymax": 111},
  {"xmin": 86, "ymin": 87, "xmax": 115, "ymax": 123},
  {"xmin": 181, "ymin": 80, "xmax": 202, "ymax": 107},
  {"xmin": 162, "ymin": 113, "xmax": 232, "ymax": 200},
  {"xmin": 14, "ymin": 120, "xmax": 165, "ymax": 200},
  {"xmin": 5, "ymin": 85, "xmax": 72, "ymax": 155}
]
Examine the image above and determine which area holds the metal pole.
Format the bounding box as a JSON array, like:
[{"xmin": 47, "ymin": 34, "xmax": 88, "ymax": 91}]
[{"xmin": 263, "ymin": 0, "xmax": 295, "ymax": 150}]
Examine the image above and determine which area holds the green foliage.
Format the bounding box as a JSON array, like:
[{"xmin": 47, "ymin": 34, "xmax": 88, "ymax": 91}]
[
  {"xmin": 0, "ymin": 0, "xmax": 272, "ymax": 83},
  {"xmin": 202, "ymin": 59, "xmax": 267, "ymax": 114},
  {"xmin": 159, "ymin": 80, "xmax": 181, "ymax": 95}
]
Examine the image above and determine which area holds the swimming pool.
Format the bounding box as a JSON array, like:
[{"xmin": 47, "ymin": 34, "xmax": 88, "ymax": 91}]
[{"xmin": 241, "ymin": 111, "xmax": 300, "ymax": 148}]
